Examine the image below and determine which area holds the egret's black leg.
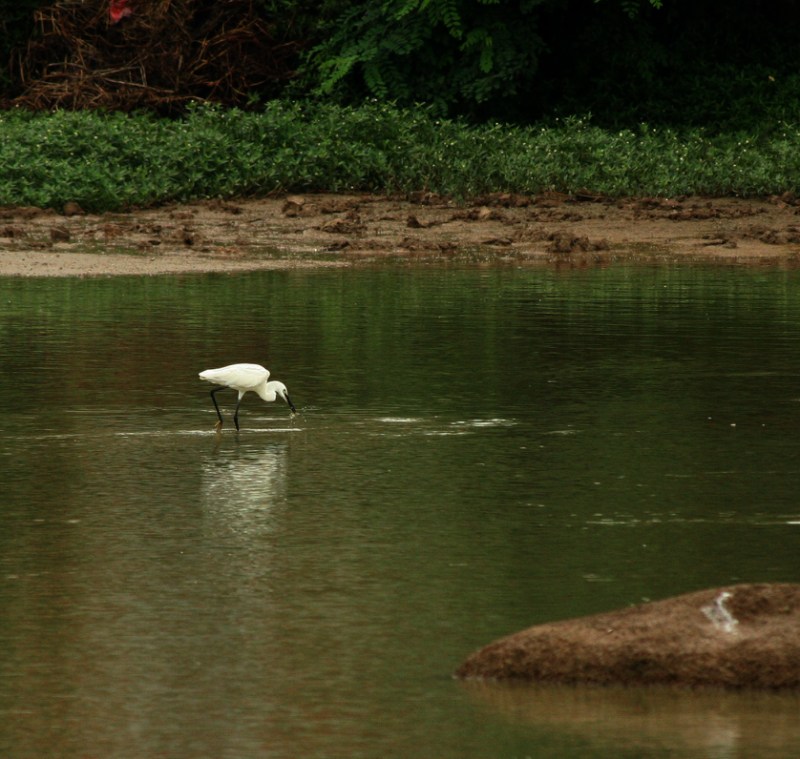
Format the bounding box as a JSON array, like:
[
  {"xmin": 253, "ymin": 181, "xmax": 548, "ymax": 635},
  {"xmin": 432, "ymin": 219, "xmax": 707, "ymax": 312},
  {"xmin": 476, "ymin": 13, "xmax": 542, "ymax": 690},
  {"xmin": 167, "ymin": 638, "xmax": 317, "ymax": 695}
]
[
  {"xmin": 210, "ymin": 386, "xmax": 226, "ymax": 427},
  {"xmin": 233, "ymin": 395, "xmax": 243, "ymax": 431}
]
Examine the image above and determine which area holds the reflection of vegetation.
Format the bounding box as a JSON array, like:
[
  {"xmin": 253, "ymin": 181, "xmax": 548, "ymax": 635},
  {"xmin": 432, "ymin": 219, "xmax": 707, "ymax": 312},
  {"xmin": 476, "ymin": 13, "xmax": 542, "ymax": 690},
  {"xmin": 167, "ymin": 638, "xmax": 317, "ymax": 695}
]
[
  {"xmin": 5, "ymin": 104, "xmax": 800, "ymax": 210},
  {"xmin": 2, "ymin": 266, "xmax": 798, "ymax": 413}
]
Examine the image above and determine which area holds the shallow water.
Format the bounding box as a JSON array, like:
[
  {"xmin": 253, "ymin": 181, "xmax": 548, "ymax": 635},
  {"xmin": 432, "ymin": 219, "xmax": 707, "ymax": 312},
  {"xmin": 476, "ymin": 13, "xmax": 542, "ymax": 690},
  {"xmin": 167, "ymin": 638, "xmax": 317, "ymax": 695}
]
[{"xmin": 1, "ymin": 266, "xmax": 800, "ymax": 758}]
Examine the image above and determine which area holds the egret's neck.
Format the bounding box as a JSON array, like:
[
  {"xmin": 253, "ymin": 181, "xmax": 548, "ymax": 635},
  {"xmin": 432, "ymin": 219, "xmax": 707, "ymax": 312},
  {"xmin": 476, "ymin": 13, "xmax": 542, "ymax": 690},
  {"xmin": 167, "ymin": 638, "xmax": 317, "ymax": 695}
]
[{"xmin": 254, "ymin": 381, "xmax": 273, "ymax": 402}]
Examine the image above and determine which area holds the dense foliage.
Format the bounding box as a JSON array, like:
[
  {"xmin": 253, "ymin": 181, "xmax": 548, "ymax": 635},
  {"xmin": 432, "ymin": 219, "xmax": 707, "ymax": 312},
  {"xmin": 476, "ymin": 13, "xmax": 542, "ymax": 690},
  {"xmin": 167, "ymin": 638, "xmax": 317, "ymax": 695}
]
[
  {"xmin": 532, "ymin": 0, "xmax": 800, "ymax": 130},
  {"xmin": 301, "ymin": 0, "xmax": 800, "ymax": 129},
  {"xmin": 2, "ymin": 102, "xmax": 800, "ymax": 211},
  {"xmin": 306, "ymin": 0, "xmax": 547, "ymax": 115},
  {"xmin": 2, "ymin": 1, "xmax": 800, "ymax": 130}
]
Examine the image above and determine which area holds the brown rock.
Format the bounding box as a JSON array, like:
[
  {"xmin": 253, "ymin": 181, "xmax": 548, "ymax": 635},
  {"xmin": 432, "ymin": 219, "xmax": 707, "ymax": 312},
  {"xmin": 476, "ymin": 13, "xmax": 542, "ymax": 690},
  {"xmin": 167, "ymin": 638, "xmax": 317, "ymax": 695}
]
[
  {"xmin": 455, "ymin": 584, "xmax": 800, "ymax": 689},
  {"xmin": 63, "ymin": 201, "xmax": 84, "ymax": 216}
]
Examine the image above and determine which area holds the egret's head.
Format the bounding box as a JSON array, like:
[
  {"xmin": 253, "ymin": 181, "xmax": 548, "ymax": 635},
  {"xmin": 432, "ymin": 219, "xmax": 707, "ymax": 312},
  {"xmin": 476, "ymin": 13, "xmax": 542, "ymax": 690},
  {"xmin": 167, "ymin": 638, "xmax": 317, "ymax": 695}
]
[{"xmin": 274, "ymin": 381, "xmax": 297, "ymax": 414}]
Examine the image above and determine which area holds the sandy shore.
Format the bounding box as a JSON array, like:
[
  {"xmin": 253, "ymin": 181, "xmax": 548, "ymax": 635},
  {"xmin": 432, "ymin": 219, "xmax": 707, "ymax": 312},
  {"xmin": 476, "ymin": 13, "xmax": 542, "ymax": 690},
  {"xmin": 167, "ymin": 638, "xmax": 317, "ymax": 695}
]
[{"xmin": 2, "ymin": 192, "xmax": 800, "ymax": 276}]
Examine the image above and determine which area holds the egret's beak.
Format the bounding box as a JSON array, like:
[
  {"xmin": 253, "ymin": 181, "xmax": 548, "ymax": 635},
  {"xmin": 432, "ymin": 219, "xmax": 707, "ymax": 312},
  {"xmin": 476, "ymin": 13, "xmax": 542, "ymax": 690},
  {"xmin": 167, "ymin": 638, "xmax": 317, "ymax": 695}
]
[{"xmin": 285, "ymin": 393, "xmax": 297, "ymax": 414}]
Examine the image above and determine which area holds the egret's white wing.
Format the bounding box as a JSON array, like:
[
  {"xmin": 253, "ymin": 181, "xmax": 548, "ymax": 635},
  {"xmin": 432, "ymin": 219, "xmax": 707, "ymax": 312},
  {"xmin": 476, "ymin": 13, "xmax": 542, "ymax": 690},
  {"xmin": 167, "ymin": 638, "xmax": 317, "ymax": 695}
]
[
  {"xmin": 230, "ymin": 363, "xmax": 270, "ymax": 388},
  {"xmin": 199, "ymin": 363, "xmax": 269, "ymax": 389}
]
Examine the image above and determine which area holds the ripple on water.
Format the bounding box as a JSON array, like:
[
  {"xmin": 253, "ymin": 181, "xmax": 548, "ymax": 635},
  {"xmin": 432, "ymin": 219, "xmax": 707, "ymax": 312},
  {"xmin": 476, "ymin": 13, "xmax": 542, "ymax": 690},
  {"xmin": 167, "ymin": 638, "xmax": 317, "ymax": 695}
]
[{"xmin": 371, "ymin": 416, "xmax": 518, "ymax": 437}]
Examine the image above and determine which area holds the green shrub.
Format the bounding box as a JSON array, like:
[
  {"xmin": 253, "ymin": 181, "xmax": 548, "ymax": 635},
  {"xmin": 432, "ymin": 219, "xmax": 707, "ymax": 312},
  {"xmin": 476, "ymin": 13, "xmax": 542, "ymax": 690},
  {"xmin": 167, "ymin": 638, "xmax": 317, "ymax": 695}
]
[{"xmin": 2, "ymin": 102, "xmax": 800, "ymax": 211}]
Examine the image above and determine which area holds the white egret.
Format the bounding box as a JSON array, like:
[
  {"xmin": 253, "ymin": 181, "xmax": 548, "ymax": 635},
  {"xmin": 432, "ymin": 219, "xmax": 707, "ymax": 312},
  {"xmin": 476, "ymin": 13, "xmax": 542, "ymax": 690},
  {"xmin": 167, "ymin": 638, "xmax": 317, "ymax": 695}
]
[{"xmin": 198, "ymin": 363, "xmax": 296, "ymax": 431}]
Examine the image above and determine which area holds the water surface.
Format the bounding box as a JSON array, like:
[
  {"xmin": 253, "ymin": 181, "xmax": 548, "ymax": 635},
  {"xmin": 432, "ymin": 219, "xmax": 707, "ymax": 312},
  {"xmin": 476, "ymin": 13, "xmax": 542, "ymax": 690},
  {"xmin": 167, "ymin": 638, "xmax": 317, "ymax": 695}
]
[{"xmin": 1, "ymin": 266, "xmax": 800, "ymax": 758}]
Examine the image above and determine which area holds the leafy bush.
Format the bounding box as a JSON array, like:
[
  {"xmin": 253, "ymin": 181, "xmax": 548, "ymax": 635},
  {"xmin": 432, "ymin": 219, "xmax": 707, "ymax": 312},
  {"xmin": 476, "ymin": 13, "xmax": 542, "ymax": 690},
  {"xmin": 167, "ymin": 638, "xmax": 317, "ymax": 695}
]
[
  {"xmin": 304, "ymin": 0, "xmax": 546, "ymax": 116},
  {"xmin": 1, "ymin": 102, "xmax": 800, "ymax": 211}
]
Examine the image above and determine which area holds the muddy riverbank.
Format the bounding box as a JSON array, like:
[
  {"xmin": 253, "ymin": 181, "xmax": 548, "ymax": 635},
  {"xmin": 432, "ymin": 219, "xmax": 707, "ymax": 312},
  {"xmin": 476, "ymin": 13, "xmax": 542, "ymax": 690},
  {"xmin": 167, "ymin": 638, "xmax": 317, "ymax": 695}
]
[{"xmin": 2, "ymin": 192, "xmax": 800, "ymax": 276}]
